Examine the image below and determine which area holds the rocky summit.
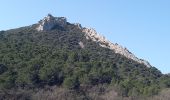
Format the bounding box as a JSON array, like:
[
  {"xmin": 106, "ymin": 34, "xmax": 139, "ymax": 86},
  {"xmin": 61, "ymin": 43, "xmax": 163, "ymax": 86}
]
[{"xmin": 36, "ymin": 14, "xmax": 67, "ymax": 31}]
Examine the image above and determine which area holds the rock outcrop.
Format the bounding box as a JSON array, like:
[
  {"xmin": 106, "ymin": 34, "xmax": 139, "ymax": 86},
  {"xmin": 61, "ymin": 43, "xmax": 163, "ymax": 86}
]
[
  {"xmin": 79, "ymin": 41, "xmax": 85, "ymax": 48},
  {"xmin": 36, "ymin": 14, "xmax": 67, "ymax": 31},
  {"xmin": 82, "ymin": 28, "xmax": 152, "ymax": 67}
]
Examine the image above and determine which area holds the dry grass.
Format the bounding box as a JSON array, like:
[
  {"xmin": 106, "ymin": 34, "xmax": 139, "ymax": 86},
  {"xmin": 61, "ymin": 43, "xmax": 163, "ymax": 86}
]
[
  {"xmin": 1, "ymin": 86, "xmax": 170, "ymax": 100},
  {"xmin": 149, "ymin": 88, "xmax": 170, "ymax": 100},
  {"xmin": 0, "ymin": 88, "xmax": 31, "ymax": 100},
  {"xmin": 32, "ymin": 86, "xmax": 76, "ymax": 100}
]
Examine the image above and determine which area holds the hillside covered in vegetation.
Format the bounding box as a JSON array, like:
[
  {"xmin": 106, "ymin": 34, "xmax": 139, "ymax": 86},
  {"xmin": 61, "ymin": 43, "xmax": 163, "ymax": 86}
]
[{"xmin": 0, "ymin": 15, "xmax": 170, "ymax": 100}]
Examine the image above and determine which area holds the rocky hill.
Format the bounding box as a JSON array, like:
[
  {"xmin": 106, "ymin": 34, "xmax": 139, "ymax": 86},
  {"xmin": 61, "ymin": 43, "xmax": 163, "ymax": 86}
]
[{"xmin": 0, "ymin": 14, "xmax": 169, "ymax": 100}]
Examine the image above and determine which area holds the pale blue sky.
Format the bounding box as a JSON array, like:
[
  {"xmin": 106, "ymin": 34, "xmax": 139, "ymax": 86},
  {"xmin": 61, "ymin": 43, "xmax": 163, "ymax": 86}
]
[{"xmin": 0, "ymin": 0, "xmax": 170, "ymax": 74}]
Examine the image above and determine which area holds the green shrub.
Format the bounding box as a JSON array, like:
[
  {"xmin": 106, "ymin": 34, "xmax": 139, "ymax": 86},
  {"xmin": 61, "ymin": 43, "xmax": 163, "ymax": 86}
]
[{"xmin": 63, "ymin": 76, "xmax": 80, "ymax": 89}]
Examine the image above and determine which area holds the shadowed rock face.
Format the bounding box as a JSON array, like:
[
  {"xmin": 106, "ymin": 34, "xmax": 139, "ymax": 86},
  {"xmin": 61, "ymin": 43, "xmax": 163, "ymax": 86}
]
[{"xmin": 36, "ymin": 14, "xmax": 67, "ymax": 31}]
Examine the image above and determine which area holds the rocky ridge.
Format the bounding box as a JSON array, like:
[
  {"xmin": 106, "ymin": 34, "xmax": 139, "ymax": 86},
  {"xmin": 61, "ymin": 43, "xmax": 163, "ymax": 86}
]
[
  {"xmin": 82, "ymin": 28, "xmax": 151, "ymax": 67},
  {"xmin": 36, "ymin": 14, "xmax": 151, "ymax": 67}
]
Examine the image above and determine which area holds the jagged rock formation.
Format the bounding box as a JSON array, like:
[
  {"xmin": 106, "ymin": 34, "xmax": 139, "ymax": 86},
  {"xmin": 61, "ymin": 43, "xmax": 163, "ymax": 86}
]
[
  {"xmin": 82, "ymin": 28, "xmax": 152, "ymax": 67},
  {"xmin": 36, "ymin": 14, "xmax": 67, "ymax": 31},
  {"xmin": 36, "ymin": 14, "xmax": 151, "ymax": 67}
]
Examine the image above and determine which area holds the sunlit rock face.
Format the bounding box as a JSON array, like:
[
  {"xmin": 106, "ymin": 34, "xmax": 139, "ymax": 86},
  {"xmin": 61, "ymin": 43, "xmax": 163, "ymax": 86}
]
[
  {"xmin": 36, "ymin": 14, "xmax": 67, "ymax": 31},
  {"xmin": 82, "ymin": 28, "xmax": 151, "ymax": 68}
]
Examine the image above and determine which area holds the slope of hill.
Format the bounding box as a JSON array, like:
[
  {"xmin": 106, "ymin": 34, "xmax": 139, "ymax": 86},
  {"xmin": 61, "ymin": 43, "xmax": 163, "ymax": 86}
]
[{"xmin": 0, "ymin": 14, "xmax": 170, "ymax": 100}]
